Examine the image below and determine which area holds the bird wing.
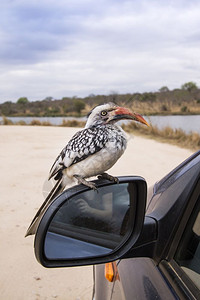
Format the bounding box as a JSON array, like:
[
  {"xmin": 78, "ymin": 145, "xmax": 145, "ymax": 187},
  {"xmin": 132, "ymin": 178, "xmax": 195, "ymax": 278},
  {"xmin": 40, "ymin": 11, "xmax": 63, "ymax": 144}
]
[
  {"xmin": 25, "ymin": 126, "xmax": 110, "ymax": 237},
  {"xmin": 48, "ymin": 126, "xmax": 108, "ymax": 180}
]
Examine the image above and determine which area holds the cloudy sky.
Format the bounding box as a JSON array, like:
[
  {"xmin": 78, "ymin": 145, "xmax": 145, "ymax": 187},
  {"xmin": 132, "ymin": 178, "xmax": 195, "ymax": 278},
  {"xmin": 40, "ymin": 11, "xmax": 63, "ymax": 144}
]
[{"xmin": 0, "ymin": 0, "xmax": 200, "ymax": 102}]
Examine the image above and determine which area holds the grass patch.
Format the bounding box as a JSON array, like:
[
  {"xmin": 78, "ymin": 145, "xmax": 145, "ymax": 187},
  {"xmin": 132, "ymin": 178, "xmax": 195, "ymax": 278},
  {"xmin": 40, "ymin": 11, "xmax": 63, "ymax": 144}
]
[
  {"xmin": 1, "ymin": 116, "xmax": 53, "ymax": 126},
  {"xmin": 60, "ymin": 119, "xmax": 85, "ymax": 127},
  {"xmin": 16, "ymin": 120, "xmax": 27, "ymax": 125},
  {"xmin": 30, "ymin": 119, "xmax": 52, "ymax": 126},
  {"xmin": 123, "ymin": 122, "xmax": 200, "ymax": 151}
]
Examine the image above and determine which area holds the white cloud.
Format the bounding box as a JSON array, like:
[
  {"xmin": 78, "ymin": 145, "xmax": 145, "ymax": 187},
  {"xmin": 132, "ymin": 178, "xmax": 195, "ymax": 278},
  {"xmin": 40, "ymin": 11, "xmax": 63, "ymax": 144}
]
[{"xmin": 0, "ymin": 0, "xmax": 200, "ymax": 102}]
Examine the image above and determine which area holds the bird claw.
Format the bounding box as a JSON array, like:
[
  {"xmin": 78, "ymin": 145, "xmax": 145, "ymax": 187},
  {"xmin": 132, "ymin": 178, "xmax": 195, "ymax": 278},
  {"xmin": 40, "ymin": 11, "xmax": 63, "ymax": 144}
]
[
  {"xmin": 74, "ymin": 175, "xmax": 97, "ymax": 191},
  {"xmin": 85, "ymin": 181, "xmax": 98, "ymax": 191},
  {"xmin": 98, "ymin": 173, "xmax": 119, "ymax": 184}
]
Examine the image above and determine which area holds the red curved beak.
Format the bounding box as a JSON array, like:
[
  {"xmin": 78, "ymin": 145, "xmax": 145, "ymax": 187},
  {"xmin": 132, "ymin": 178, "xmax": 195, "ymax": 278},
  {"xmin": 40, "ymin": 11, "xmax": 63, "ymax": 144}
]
[{"xmin": 114, "ymin": 107, "xmax": 150, "ymax": 127}]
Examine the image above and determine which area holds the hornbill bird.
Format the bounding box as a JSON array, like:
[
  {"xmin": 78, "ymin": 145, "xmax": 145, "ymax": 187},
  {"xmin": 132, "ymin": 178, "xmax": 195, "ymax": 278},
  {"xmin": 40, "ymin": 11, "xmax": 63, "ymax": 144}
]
[{"xmin": 25, "ymin": 102, "xmax": 149, "ymax": 237}]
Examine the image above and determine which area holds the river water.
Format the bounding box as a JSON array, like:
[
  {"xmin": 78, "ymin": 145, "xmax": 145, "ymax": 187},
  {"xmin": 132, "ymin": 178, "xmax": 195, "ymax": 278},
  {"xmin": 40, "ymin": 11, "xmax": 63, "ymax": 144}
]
[
  {"xmin": 147, "ymin": 115, "xmax": 200, "ymax": 134},
  {"xmin": 0, "ymin": 115, "xmax": 200, "ymax": 134}
]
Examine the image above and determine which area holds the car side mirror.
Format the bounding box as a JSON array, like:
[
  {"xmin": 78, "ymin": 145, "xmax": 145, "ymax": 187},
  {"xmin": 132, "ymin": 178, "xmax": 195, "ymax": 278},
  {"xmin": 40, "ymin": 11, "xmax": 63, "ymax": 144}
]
[{"xmin": 34, "ymin": 176, "xmax": 147, "ymax": 267}]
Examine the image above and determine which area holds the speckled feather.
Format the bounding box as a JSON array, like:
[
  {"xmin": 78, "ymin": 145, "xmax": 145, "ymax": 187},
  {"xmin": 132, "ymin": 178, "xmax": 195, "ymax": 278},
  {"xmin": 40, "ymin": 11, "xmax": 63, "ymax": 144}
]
[{"xmin": 49, "ymin": 124, "xmax": 127, "ymax": 180}]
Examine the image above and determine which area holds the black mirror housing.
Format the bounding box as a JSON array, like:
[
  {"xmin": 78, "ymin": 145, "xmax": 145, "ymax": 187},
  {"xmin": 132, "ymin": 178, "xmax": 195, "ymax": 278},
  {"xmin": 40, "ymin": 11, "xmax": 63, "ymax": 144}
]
[{"xmin": 34, "ymin": 176, "xmax": 147, "ymax": 268}]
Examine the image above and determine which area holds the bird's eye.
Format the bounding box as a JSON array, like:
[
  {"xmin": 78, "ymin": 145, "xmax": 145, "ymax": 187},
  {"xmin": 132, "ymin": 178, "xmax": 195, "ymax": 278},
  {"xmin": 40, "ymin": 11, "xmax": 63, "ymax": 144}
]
[{"xmin": 101, "ymin": 110, "xmax": 107, "ymax": 116}]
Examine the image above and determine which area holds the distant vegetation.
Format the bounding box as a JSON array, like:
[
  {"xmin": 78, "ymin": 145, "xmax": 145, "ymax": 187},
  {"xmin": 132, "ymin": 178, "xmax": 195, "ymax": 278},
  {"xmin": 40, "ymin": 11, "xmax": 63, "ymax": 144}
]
[
  {"xmin": 0, "ymin": 82, "xmax": 200, "ymax": 117},
  {"xmin": 1, "ymin": 81, "xmax": 200, "ymax": 151}
]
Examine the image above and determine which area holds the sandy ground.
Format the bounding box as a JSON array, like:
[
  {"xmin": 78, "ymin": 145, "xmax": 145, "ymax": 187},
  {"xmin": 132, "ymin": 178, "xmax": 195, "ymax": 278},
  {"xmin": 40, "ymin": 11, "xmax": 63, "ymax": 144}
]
[{"xmin": 0, "ymin": 125, "xmax": 193, "ymax": 300}]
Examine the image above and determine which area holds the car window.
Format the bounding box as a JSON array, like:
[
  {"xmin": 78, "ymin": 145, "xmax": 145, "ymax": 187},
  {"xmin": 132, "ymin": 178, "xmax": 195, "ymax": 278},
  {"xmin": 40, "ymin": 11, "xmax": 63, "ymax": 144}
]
[{"xmin": 174, "ymin": 196, "xmax": 200, "ymax": 289}]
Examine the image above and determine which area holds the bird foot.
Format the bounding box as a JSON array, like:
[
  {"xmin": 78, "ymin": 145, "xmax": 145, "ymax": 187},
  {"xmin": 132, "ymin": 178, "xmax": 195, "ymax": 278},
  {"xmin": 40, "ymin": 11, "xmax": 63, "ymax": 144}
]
[
  {"xmin": 73, "ymin": 175, "xmax": 97, "ymax": 191},
  {"xmin": 98, "ymin": 173, "xmax": 119, "ymax": 184}
]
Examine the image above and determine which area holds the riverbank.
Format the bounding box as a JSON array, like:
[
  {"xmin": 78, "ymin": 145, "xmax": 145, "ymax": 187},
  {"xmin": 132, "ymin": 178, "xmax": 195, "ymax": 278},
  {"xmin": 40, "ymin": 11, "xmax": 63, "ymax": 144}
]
[
  {"xmin": 1, "ymin": 115, "xmax": 200, "ymax": 151},
  {"xmin": 0, "ymin": 125, "xmax": 193, "ymax": 299},
  {"xmin": 123, "ymin": 122, "xmax": 200, "ymax": 151}
]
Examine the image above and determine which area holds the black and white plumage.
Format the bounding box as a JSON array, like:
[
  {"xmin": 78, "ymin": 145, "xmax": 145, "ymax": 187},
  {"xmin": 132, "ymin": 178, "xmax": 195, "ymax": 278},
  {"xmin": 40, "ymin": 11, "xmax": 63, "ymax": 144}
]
[
  {"xmin": 25, "ymin": 102, "xmax": 149, "ymax": 237},
  {"xmin": 49, "ymin": 124, "xmax": 127, "ymax": 185}
]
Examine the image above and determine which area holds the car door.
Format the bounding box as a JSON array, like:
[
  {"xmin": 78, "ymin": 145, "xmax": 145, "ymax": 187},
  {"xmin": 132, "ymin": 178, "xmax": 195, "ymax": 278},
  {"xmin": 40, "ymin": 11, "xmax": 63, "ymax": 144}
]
[
  {"xmin": 105, "ymin": 258, "xmax": 176, "ymax": 300},
  {"xmin": 97, "ymin": 154, "xmax": 200, "ymax": 300}
]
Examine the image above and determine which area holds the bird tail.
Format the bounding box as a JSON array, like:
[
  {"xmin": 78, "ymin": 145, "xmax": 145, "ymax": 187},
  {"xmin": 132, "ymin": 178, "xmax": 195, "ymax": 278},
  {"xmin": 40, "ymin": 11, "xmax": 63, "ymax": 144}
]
[{"xmin": 25, "ymin": 177, "xmax": 64, "ymax": 237}]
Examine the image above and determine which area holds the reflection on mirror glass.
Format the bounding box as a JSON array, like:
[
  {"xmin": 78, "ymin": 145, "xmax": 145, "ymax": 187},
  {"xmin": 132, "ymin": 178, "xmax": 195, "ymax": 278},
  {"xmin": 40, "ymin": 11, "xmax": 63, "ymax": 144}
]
[{"xmin": 44, "ymin": 182, "xmax": 136, "ymax": 260}]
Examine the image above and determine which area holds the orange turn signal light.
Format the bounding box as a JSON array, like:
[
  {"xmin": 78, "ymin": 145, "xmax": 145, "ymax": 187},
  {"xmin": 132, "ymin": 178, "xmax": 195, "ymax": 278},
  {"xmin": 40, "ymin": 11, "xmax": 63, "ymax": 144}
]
[{"xmin": 104, "ymin": 262, "xmax": 120, "ymax": 282}]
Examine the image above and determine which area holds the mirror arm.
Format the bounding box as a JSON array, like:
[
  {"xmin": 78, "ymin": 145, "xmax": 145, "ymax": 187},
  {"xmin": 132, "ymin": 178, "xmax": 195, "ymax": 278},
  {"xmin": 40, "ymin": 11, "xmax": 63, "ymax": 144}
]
[{"xmin": 122, "ymin": 216, "xmax": 157, "ymax": 259}]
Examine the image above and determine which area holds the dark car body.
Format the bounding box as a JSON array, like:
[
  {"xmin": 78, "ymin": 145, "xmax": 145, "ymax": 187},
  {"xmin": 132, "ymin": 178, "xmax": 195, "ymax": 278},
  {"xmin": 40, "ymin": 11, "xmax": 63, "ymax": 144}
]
[
  {"xmin": 94, "ymin": 151, "xmax": 200, "ymax": 300},
  {"xmin": 34, "ymin": 150, "xmax": 200, "ymax": 300}
]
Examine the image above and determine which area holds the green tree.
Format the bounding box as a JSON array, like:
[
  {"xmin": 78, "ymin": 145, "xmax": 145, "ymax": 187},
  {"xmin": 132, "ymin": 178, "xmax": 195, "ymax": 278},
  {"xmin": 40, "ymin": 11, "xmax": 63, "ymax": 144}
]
[
  {"xmin": 73, "ymin": 99, "xmax": 85, "ymax": 114},
  {"xmin": 17, "ymin": 97, "xmax": 29, "ymax": 104},
  {"xmin": 159, "ymin": 86, "xmax": 169, "ymax": 93},
  {"xmin": 16, "ymin": 97, "xmax": 29, "ymax": 114},
  {"xmin": 43, "ymin": 96, "xmax": 53, "ymax": 101},
  {"xmin": 140, "ymin": 92, "xmax": 156, "ymax": 102},
  {"xmin": 0, "ymin": 101, "xmax": 15, "ymax": 115},
  {"xmin": 181, "ymin": 82, "xmax": 198, "ymax": 92}
]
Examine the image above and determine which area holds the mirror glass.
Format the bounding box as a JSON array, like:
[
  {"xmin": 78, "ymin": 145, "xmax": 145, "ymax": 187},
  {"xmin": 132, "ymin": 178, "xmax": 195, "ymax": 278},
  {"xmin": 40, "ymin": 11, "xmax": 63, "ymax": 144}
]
[{"xmin": 44, "ymin": 182, "xmax": 137, "ymax": 260}]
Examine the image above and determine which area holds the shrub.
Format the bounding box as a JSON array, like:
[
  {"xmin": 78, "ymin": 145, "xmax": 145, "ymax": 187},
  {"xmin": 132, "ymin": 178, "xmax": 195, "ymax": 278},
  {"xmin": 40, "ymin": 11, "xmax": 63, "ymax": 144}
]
[
  {"xmin": 60, "ymin": 119, "xmax": 85, "ymax": 127},
  {"xmin": 161, "ymin": 104, "xmax": 168, "ymax": 112},
  {"xmin": 16, "ymin": 120, "xmax": 27, "ymax": 125},
  {"xmin": 2, "ymin": 116, "xmax": 13, "ymax": 125},
  {"xmin": 30, "ymin": 119, "xmax": 42, "ymax": 126},
  {"xmin": 181, "ymin": 106, "xmax": 188, "ymax": 113},
  {"xmin": 41, "ymin": 121, "xmax": 52, "ymax": 126}
]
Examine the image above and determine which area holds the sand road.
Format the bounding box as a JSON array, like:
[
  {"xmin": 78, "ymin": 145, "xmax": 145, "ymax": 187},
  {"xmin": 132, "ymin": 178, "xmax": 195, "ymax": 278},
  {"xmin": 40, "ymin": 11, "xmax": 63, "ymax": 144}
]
[{"xmin": 0, "ymin": 126, "xmax": 192, "ymax": 300}]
